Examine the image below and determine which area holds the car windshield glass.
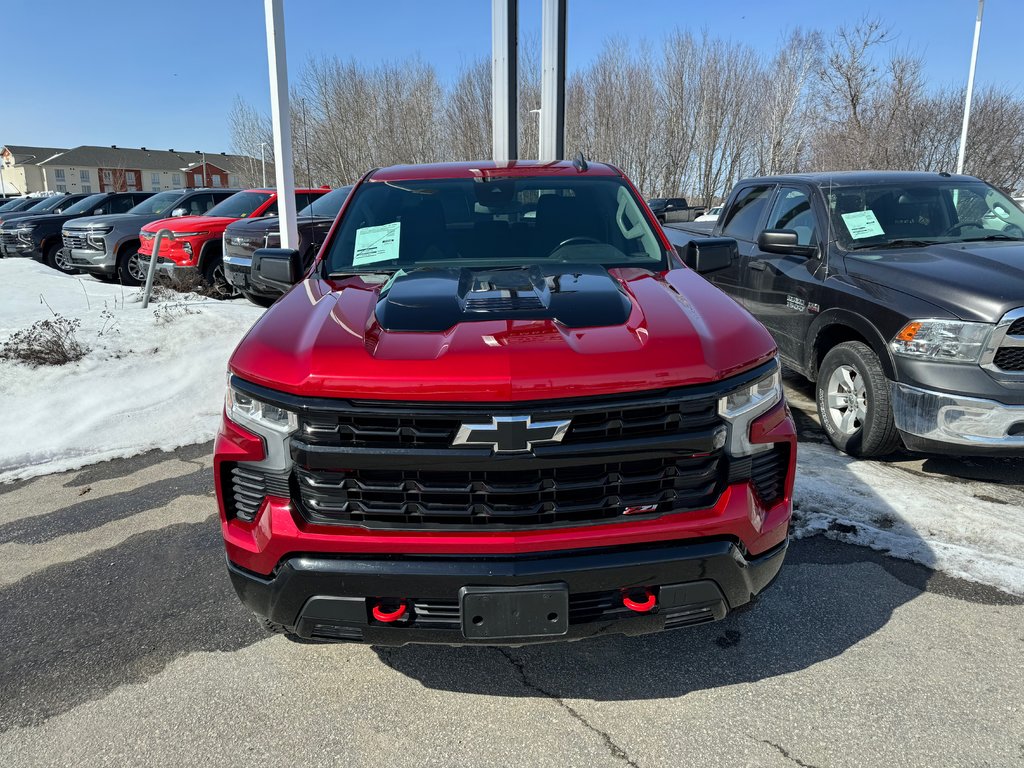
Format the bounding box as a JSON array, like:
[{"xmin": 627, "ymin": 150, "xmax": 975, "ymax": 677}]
[
  {"xmin": 298, "ymin": 186, "xmax": 352, "ymax": 219},
  {"xmin": 322, "ymin": 176, "xmax": 665, "ymax": 274},
  {"xmin": 0, "ymin": 198, "xmax": 27, "ymax": 212},
  {"xmin": 205, "ymin": 191, "xmax": 272, "ymax": 218},
  {"xmin": 128, "ymin": 190, "xmax": 182, "ymax": 216},
  {"xmin": 61, "ymin": 194, "xmax": 109, "ymax": 215},
  {"xmin": 30, "ymin": 196, "xmax": 71, "ymax": 212},
  {"xmin": 829, "ymin": 180, "xmax": 1024, "ymax": 249}
]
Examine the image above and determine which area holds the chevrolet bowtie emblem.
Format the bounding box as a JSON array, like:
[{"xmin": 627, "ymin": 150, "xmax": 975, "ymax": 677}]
[{"xmin": 453, "ymin": 415, "xmax": 571, "ymax": 453}]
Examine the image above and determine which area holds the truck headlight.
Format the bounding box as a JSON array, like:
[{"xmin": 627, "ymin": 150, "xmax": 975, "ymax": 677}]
[
  {"xmin": 15, "ymin": 224, "xmax": 36, "ymax": 242},
  {"xmin": 890, "ymin": 319, "xmax": 992, "ymax": 364},
  {"xmin": 226, "ymin": 383, "xmax": 297, "ymax": 434},
  {"xmin": 718, "ymin": 363, "xmax": 782, "ymax": 455}
]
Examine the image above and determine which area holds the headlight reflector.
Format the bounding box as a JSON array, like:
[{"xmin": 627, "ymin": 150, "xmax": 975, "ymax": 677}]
[
  {"xmin": 226, "ymin": 383, "xmax": 297, "ymax": 434},
  {"xmin": 718, "ymin": 364, "xmax": 783, "ymax": 455},
  {"xmin": 890, "ymin": 319, "xmax": 992, "ymax": 364}
]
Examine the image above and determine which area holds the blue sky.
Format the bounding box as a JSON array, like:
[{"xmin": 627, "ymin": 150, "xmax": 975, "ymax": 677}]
[{"xmin": 2, "ymin": 0, "xmax": 1020, "ymax": 154}]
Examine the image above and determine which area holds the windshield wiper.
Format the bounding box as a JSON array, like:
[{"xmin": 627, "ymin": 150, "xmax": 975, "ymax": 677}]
[
  {"xmin": 847, "ymin": 239, "xmax": 934, "ymax": 251},
  {"xmin": 958, "ymin": 234, "xmax": 1024, "ymax": 242},
  {"xmin": 328, "ymin": 269, "xmax": 396, "ymax": 278}
]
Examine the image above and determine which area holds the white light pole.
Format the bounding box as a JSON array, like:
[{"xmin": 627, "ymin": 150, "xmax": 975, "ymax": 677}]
[
  {"xmin": 260, "ymin": 142, "xmax": 268, "ymax": 188},
  {"xmin": 491, "ymin": 0, "xmax": 519, "ymax": 162},
  {"xmin": 539, "ymin": 0, "xmax": 567, "ymax": 162},
  {"xmin": 956, "ymin": 0, "xmax": 985, "ymax": 175},
  {"xmin": 264, "ymin": 0, "xmax": 298, "ymax": 249}
]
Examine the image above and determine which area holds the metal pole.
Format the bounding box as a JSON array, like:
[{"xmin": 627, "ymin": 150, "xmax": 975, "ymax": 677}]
[
  {"xmin": 491, "ymin": 0, "xmax": 519, "ymax": 162},
  {"xmin": 260, "ymin": 142, "xmax": 267, "ymax": 188},
  {"xmin": 264, "ymin": 0, "xmax": 299, "ymax": 249},
  {"xmin": 956, "ymin": 0, "xmax": 984, "ymax": 175},
  {"xmin": 202, "ymin": 152, "xmax": 207, "ymax": 186},
  {"xmin": 141, "ymin": 229, "xmax": 174, "ymax": 309},
  {"xmin": 539, "ymin": 0, "xmax": 567, "ymax": 162}
]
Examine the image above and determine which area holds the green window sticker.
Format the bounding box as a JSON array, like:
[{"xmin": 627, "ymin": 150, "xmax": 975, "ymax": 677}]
[
  {"xmin": 841, "ymin": 210, "xmax": 885, "ymax": 239},
  {"xmin": 353, "ymin": 222, "xmax": 400, "ymax": 265}
]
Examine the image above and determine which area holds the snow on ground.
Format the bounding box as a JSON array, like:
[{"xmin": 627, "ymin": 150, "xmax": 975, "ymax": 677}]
[
  {"xmin": 0, "ymin": 259, "xmax": 264, "ymax": 482},
  {"xmin": 1, "ymin": 258, "xmax": 1022, "ymax": 594},
  {"xmin": 793, "ymin": 442, "xmax": 1024, "ymax": 595}
]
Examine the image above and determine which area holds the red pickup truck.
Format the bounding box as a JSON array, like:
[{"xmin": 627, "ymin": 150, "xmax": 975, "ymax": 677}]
[
  {"xmin": 216, "ymin": 160, "xmax": 796, "ymax": 645},
  {"xmin": 138, "ymin": 188, "xmax": 328, "ymax": 292}
]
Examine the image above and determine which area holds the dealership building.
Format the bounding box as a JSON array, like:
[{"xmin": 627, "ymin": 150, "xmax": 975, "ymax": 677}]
[{"xmin": 0, "ymin": 145, "xmax": 265, "ymax": 196}]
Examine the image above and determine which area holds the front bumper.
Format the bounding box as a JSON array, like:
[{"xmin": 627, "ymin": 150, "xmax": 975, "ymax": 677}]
[
  {"xmin": 137, "ymin": 255, "xmax": 197, "ymax": 280},
  {"xmin": 0, "ymin": 240, "xmax": 33, "ymax": 257},
  {"xmin": 228, "ymin": 537, "xmax": 788, "ymax": 645},
  {"xmin": 892, "ymin": 382, "xmax": 1024, "ymax": 453}
]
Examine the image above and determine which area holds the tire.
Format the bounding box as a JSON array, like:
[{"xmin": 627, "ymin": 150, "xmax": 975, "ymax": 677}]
[
  {"xmin": 117, "ymin": 249, "xmax": 147, "ymax": 286},
  {"xmin": 203, "ymin": 254, "xmax": 238, "ymax": 299},
  {"xmin": 46, "ymin": 244, "xmax": 79, "ymax": 275},
  {"xmin": 91, "ymin": 272, "xmax": 118, "ymax": 283},
  {"xmin": 816, "ymin": 341, "xmax": 901, "ymax": 458},
  {"xmin": 242, "ymin": 291, "xmax": 276, "ymax": 308}
]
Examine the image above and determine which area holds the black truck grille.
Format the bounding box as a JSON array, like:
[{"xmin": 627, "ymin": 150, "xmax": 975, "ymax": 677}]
[
  {"xmin": 994, "ymin": 346, "xmax": 1024, "ymax": 371},
  {"xmin": 296, "ymin": 454, "xmax": 722, "ymax": 528},
  {"xmin": 1007, "ymin": 318, "xmax": 1024, "ymax": 336},
  {"xmin": 0, "ymin": 231, "xmax": 19, "ymax": 246},
  {"xmin": 299, "ymin": 395, "xmax": 720, "ymax": 449}
]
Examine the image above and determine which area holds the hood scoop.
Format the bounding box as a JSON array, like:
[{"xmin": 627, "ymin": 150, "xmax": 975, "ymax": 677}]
[{"xmin": 375, "ymin": 264, "xmax": 633, "ymax": 332}]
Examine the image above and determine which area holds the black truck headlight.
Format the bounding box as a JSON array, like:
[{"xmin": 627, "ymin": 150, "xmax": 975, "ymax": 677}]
[
  {"xmin": 890, "ymin": 319, "xmax": 992, "ymax": 364},
  {"xmin": 226, "ymin": 383, "xmax": 297, "ymax": 434},
  {"xmin": 718, "ymin": 363, "xmax": 782, "ymax": 455}
]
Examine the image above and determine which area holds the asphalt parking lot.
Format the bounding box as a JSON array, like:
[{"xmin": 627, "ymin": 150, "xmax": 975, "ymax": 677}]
[{"xmin": 1, "ymin": 383, "xmax": 1022, "ymax": 767}]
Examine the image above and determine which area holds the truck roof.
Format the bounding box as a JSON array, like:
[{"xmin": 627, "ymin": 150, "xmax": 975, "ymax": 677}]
[
  {"xmin": 368, "ymin": 160, "xmax": 622, "ymax": 182},
  {"xmin": 738, "ymin": 170, "xmax": 979, "ymax": 187}
]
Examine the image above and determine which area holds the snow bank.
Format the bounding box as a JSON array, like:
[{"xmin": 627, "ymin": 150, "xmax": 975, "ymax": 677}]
[
  {"xmin": 0, "ymin": 260, "xmax": 264, "ymax": 482},
  {"xmin": 793, "ymin": 442, "xmax": 1024, "ymax": 595}
]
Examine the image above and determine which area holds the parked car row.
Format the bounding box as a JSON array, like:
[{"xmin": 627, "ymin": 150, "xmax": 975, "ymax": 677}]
[{"xmin": 0, "ymin": 185, "xmax": 344, "ymax": 303}]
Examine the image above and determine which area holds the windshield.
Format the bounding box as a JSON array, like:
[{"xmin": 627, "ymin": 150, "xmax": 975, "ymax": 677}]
[
  {"xmin": 205, "ymin": 191, "xmax": 272, "ymax": 219},
  {"xmin": 128, "ymin": 190, "xmax": 182, "ymax": 216},
  {"xmin": 0, "ymin": 198, "xmax": 29, "ymax": 212},
  {"xmin": 61, "ymin": 194, "xmax": 109, "ymax": 216},
  {"xmin": 29, "ymin": 196, "xmax": 72, "ymax": 212},
  {"xmin": 322, "ymin": 176, "xmax": 665, "ymax": 274},
  {"xmin": 829, "ymin": 180, "xmax": 1024, "ymax": 249},
  {"xmin": 298, "ymin": 186, "xmax": 352, "ymax": 219}
]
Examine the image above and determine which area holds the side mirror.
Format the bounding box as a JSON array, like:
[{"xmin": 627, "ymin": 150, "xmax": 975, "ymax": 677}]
[
  {"xmin": 94, "ymin": 208, "xmax": 104, "ymax": 215},
  {"xmin": 676, "ymin": 237, "xmax": 737, "ymax": 275},
  {"xmin": 757, "ymin": 229, "xmax": 817, "ymax": 257},
  {"xmin": 171, "ymin": 207, "xmax": 188, "ymax": 217},
  {"xmin": 251, "ymin": 247, "xmax": 302, "ymax": 293}
]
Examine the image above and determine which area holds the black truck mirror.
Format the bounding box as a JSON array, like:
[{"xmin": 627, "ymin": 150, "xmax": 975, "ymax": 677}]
[
  {"xmin": 676, "ymin": 237, "xmax": 737, "ymax": 275},
  {"xmin": 758, "ymin": 229, "xmax": 817, "ymax": 257},
  {"xmin": 251, "ymin": 248, "xmax": 302, "ymax": 293}
]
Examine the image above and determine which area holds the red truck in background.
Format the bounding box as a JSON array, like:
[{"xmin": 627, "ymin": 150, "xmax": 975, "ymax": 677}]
[
  {"xmin": 138, "ymin": 187, "xmax": 328, "ymax": 292},
  {"xmin": 216, "ymin": 159, "xmax": 797, "ymax": 646}
]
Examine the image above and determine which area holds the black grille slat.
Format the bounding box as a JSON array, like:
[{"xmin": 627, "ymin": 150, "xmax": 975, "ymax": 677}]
[
  {"xmin": 994, "ymin": 346, "xmax": 1024, "ymax": 372},
  {"xmin": 0, "ymin": 232, "xmax": 20, "ymax": 245},
  {"xmin": 225, "ymin": 465, "xmax": 290, "ymax": 522},
  {"xmin": 296, "ymin": 454, "xmax": 723, "ymax": 528},
  {"xmin": 1007, "ymin": 318, "xmax": 1024, "ymax": 336},
  {"xmin": 465, "ymin": 295, "xmax": 544, "ymax": 312},
  {"xmin": 298, "ymin": 394, "xmax": 722, "ymax": 450},
  {"xmin": 749, "ymin": 446, "xmax": 788, "ymax": 507}
]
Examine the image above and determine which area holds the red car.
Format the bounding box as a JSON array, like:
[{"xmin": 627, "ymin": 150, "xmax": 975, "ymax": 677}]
[
  {"xmin": 216, "ymin": 160, "xmax": 797, "ymax": 645},
  {"xmin": 138, "ymin": 188, "xmax": 328, "ymax": 291}
]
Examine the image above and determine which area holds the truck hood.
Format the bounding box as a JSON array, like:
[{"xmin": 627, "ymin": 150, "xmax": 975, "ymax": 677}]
[
  {"xmin": 225, "ymin": 214, "xmax": 325, "ymax": 237},
  {"xmin": 141, "ymin": 215, "xmax": 238, "ymax": 234},
  {"xmin": 843, "ymin": 242, "xmax": 1024, "ymax": 322},
  {"xmin": 230, "ymin": 265, "xmax": 777, "ymax": 401},
  {"xmin": 64, "ymin": 212, "xmax": 162, "ymax": 230}
]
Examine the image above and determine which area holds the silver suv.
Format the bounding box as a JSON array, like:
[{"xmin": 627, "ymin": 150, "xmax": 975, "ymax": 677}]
[{"xmin": 62, "ymin": 188, "xmax": 236, "ymax": 284}]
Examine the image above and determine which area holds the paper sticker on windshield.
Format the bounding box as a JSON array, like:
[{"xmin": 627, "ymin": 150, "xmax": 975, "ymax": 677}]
[
  {"xmin": 353, "ymin": 222, "xmax": 400, "ymax": 265},
  {"xmin": 841, "ymin": 210, "xmax": 885, "ymax": 239}
]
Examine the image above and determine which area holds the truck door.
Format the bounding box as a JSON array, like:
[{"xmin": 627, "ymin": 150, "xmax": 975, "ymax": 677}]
[
  {"xmin": 710, "ymin": 184, "xmax": 776, "ymax": 305},
  {"xmin": 746, "ymin": 185, "xmax": 824, "ymax": 367}
]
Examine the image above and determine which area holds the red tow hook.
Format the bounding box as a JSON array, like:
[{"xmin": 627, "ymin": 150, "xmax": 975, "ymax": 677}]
[
  {"xmin": 372, "ymin": 601, "xmax": 408, "ymax": 623},
  {"xmin": 622, "ymin": 588, "xmax": 657, "ymax": 613}
]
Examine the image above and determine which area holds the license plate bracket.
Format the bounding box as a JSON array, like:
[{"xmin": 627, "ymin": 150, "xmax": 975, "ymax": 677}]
[{"xmin": 459, "ymin": 583, "xmax": 569, "ymax": 640}]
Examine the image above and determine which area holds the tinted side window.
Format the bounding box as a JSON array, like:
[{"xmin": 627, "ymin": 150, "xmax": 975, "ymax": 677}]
[
  {"xmin": 184, "ymin": 193, "xmax": 216, "ymax": 215},
  {"xmin": 765, "ymin": 186, "xmax": 817, "ymax": 246},
  {"xmin": 108, "ymin": 195, "xmax": 137, "ymax": 214},
  {"xmin": 721, "ymin": 185, "xmax": 774, "ymax": 242},
  {"xmin": 263, "ymin": 200, "xmax": 278, "ymax": 217}
]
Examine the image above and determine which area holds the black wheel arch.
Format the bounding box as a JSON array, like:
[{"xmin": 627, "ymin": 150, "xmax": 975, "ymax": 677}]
[
  {"xmin": 198, "ymin": 238, "xmax": 223, "ymax": 274},
  {"xmin": 806, "ymin": 309, "xmax": 898, "ymax": 381}
]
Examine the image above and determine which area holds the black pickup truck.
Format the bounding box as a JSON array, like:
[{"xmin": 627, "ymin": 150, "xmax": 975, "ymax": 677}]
[
  {"xmin": 647, "ymin": 197, "xmax": 704, "ymax": 224},
  {"xmin": 664, "ymin": 171, "xmax": 1024, "ymax": 458}
]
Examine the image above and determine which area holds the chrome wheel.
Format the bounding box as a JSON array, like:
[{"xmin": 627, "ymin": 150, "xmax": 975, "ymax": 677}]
[
  {"xmin": 127, "ymin": 253, "xmax": 147, "ymax": 283},
  {"xmin": 825, "ymin": 364, "xmax": 868, "ymax": 436},
  {"xmin": 54, "ymin": 248, "xmax": 73, "ymax": 272}
]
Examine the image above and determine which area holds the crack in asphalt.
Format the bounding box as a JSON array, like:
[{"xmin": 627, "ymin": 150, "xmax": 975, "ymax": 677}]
[
  {"xmin": 495, "ymin": 648, "xmax": 640, "ymax": 768},
  {"xmin": 760, "ymin": 739, "xmax": 821, "ymax": 768}
]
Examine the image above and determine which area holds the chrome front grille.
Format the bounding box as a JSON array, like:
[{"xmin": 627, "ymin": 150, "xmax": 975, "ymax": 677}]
[
  {"xmin": 62, "ymin": 231, "xmax": 98, "ymax": 250},
  {"xmin": 983, "ymin": 308, "xmax": 1024, "ymax": 375}
]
